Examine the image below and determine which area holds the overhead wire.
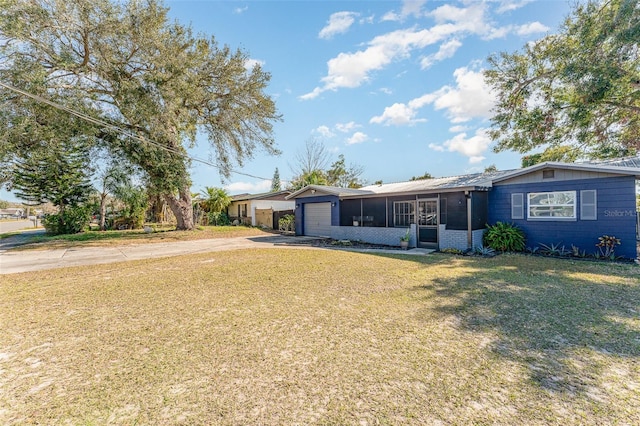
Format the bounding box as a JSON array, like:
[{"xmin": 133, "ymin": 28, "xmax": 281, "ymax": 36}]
[{"xmin": 0, "ymin": 80, "xmax": 272, "ymax": 181}]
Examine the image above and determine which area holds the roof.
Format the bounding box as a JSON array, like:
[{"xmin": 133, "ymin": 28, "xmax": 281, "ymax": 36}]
[
  {"xmin": 491, "ymin": 160, "xmax": 640, "ymax": 183},
  {"xmin": 285, "ymin": 185, "xmax": 373, "ymax": 199},
  {"xmin": 355, "ymin": 170, "xmax": 515, "ymax": 196},
  {"xmin": 231, "ymin": 190, "xmax": 292, "ymax": 202},
  {"xmin": 582, "ymin": 155, "xmax": 640, "ymax": 169},
  {"xmin": 287, "ymin": 158, "xmax": 640, "ymax": 200}
]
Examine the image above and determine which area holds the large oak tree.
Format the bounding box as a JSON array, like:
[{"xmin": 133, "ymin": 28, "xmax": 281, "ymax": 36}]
[
  {"xmin": 0, "ymin": 0, "xmax": 281, "ymax": 229},
  {"xmin": 485, "ymin": 0, "xmax": 639, "ymax": 164}
]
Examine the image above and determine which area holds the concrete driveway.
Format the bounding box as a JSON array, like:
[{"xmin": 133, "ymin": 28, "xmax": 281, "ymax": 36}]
[
  {"xmin": 0, "ymin": 219, "xmax": 39, "ymax": 234},
  {"xmin": 0, "ymin": 235, "xmax": 320, "ymax": 275},
  {"xmin": 0, "ymin": 234, "xmax": 432, "ymax": 275}
]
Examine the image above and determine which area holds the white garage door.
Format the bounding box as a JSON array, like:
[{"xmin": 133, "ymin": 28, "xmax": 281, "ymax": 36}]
[{"xmin": 304, "ymin": 202, "xmax": 332, "ymax": 237}]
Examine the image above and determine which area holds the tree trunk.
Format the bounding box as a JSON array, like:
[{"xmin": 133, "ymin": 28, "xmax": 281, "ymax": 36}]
[
  {"xmin": 99, "ymin": 194, "xmax": 108, "ymax": 231},
  {"xmin": 165, "ymin": 188, "xmax": 195, "ymax": 230}
]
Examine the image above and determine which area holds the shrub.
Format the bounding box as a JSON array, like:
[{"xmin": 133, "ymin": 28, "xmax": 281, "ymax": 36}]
[
  {"xmin": 538, "ymin": 242, "xmax": 571, "ymax": 257},
  {"xmin": 208, "ymin": 211, "xmax": 230, "ymax": 226},
  {"xmin": 440, "ymin": 247, "xmax": 463, "ymax": 255},
  {"xmin": 43, "ymin": 205, "xmax": 91, "ymax": 235},
  {"xmin": 483, "ymin": 222, "xmax": 526, "ymax": 252},
  {"xmin": 596, "ymin": 235, "xmax": 620, "ymax": 259},
  {"xmin": 279, "ymin": 214, "xmax": 295, "ymax": 232}
]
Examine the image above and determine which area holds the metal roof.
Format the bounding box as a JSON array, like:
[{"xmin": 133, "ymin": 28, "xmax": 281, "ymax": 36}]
[
  {"xmin": 231, "ymin": 190, "xmax": 291, "ymax": 201},
  {"xmin": 356, "ymin": 170, "xmax": 516, "ymax": 196},
  {"xmin": 582, "ymin": 156, "xmax": 640, "ymax": 169},
  {"xmin": 285, "ymin": 185, "xmax": 373, "ymax": 199},
  {"xmin": 287, "ymin": 158, "xmax": 640, "ymax": 199}
]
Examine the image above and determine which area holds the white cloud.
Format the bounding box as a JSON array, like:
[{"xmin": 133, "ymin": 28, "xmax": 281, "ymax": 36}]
[
  {"xmin": 302, "ymin": 1, "xmax": 546, "ymax": 100},
  {"xmin": 335, "ymin": 121, "xmax": 360, "ymax": 133},
  {"xmin": 496, "ymin": 0, "xmax": 532, "ymax": 14},
  {"xmin": 516, "ymin": 22, "xmax": 549, "ymax": 35},
  {"xmin": 315, "ymin": 125, "xmax": 335, "ymax": 138},
  {"xmin": 233, "ymin": 6, "xmax": 248, "ymax": 14},
  {"xmin": 449, "ymin": 125, "xmax": 468, "ymax": 133},
  {"xmin": 429, "ymin": 128, "xmax": 492, "ymax": 163},
  {"xmin": 421, "ymin": 38, "xmax": 462, "ymax": 69},
  {"xmin": 429, "ymin": 3, "xmax": 492, "ymax": 35},
  {"xmin": 382, "ymin": 0, "xmax": 427, "ymax": 22},
  {"xmin": 319, "ymin": 11, "xmax": 358, "ymax": 40},
  {"xmin": 379, "ymin": 87, "xmax": 393, "ymax": 95},
  {"xmin": 428, "ymin": 143, "xmax": 445, "ymax": 152},
  {"xmin": 487, "ymin": 21, "xmax": 549, "ymax": 39},
  {"xmin": 346, "ymin": 132, "xmax": 368, "ymax": 145},
  {"xmin": 301, "ymin": 26, "xmax": 457, "ymax": 99},
  {"xmin": 371, "ymin": 65, "xmax": 494, "ymax": 127},
  {"xmin": 225, "ymin": 180, "xmax": 272, "ymax": 193},
  {"xmin": 430, "ymin": 65, "xmax": 496, "ymax": 123},
  {"xmin": 400, "ymin": 0, "xmax": 428, "ymax": 18},
  {"xmin": 244, "ymin": 58, "xmax": 265, "ymax": 71},
  {"xmin": 381, "ymin": 11, "xmax": 401, "ymax": 22},
  {"xmin": 370, "ymin": 102, "xmax": 427, "ymax": 126}
]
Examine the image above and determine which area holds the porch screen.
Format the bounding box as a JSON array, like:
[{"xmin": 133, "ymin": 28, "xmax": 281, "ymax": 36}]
[{"xmin": 393, "ymin": 201, "xmax": 415, "ymax": 227}]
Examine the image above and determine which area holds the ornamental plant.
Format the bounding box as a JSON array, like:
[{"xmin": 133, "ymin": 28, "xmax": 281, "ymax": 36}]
[
  {"xmin": 483, "ymin": 222, "xmax": 526, "ymax": 252},
  {"xmin": 596, "ymin": 235, "xmax": 621, "ymax": 259}
]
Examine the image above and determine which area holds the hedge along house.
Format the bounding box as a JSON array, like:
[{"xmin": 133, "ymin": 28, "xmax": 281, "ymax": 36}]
[{"xmin": 287, "ymin": 160, "xmax": 640, "ymax": 259}]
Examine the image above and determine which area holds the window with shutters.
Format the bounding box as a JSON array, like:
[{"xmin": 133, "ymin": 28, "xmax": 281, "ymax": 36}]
[
  {"xmin": 511, "ymin": 193, "xmax": 524, "ymax": 219},
  {"xmin": 580, "ymin": 190, "xmax": 597, "ymax": 220},
  {"xmin": 528, "ymin": 191, "xmax": 576, "ymax": 220}
]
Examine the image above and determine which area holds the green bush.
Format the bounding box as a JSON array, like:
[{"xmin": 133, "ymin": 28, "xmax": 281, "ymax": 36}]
[
  {"xmin": 43, "ymin": 205, "xmax": 91, "ymax": 235},
  {"xmin": 208, "ymin": 211, "xmax": 231, "ymax": 226},
  {"xmin": 483, "ymin": 222, "xmax": 526, "ymax": 252},
  {"xmin": 278, "ymin": 214, "xmax": 295, "ymax": 232}
]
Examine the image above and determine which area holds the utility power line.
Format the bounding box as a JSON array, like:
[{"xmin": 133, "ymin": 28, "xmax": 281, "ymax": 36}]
[{"xmin": 0, "ymin": 81, "xmax": 271, "ymax": 181}]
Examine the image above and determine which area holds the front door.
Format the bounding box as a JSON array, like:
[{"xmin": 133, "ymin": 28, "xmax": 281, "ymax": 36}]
[{"xmin": 418, "ymin": 198, "xmax": 438, "ymax": 248}]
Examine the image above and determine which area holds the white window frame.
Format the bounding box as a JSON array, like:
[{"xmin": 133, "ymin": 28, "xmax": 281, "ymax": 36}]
[
  {"xmin": 580, "ymin": 190, "xmax": 597, "ymax": 220},
  {"xmin": 511, "ymin": 193, "xmax": 524, "ymax": 219},
  {"xmin": 527, "ymin": 191, "xmax": 576, "ymax": 220},
  {"xmin": 394, "ymin": 201, "xmax": 415, "ymax": 227}
]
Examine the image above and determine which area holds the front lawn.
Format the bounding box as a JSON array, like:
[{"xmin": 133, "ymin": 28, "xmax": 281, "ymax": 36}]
[
  {"xmin": 3, "ymin": 225, "xmax": 271, "ymax": 249},
  {"xmin": 1, "ymin": 250, "xmax": 638, "ymax": 424}
]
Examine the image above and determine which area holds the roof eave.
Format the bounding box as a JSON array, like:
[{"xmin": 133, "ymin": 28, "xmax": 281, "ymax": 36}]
[
  {"xmin": 340, "ymin": 185, "xmax": 491, "ymax": 199},
  {"xmin": 492, "ymin": 161, "xmax": 640, "ymax": 183}
]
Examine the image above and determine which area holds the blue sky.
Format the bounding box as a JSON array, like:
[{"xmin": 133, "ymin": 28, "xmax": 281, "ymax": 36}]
[
  {"xmin": 1, "ymin": 0, "xmax": 575, "ymax": 202},
  {"xmin": 177, "ymin": 0, "xmax": 574, "ymax": 194}
]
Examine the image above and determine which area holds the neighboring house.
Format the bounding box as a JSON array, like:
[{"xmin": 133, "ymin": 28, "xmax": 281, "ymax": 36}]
[
  {"xmin": 0, "ymin": 208, "xmax": 24, "ymax": 219},
  {"xmin": 227, "ymin": 190, "xmax": 295, "ymax": 228},
  {"xmin": 287, "ymin": 160, "xmax": 640, "ymax": 259}
]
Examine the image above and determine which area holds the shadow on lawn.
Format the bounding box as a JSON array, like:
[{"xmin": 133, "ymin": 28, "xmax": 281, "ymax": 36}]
[{"xmin": 409, "ymin": 254, "xmax": 640, "ymax": 395}]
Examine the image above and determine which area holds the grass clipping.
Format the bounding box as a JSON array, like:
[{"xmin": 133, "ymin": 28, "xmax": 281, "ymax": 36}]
[{"xmin": 1, "ymin": 250, "xmax": 639, "ymax": 424}]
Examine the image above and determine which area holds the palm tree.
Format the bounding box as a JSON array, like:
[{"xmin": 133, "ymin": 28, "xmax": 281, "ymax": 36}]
[{"xmin": 200, "ymin": 186, "xmax": 232, "ymax": 214}]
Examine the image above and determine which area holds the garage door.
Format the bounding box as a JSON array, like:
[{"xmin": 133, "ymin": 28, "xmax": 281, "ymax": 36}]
[{"xmin": 304, "ymin": 203, "xmax": 332, "ymax": 237}]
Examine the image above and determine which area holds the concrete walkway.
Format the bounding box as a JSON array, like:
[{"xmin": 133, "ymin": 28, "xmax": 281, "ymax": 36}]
[{"xmin": 0, "ymin": 234, "xmax": 432, "ymax": 275}]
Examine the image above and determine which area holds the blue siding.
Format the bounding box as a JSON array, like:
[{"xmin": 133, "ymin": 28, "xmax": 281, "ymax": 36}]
[
  {"xmin": 488, "ymin": 176, "xmax": 638, "ymax": 259},
  {"xmin": 294, "ymin": 195, "xmax": 340, "ymax": 235}
]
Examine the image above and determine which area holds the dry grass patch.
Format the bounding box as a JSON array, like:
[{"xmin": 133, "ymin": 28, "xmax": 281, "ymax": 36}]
[
  {"xmin": 1, "ymin": 251, "xmax": 638, "ymax": 424},
  {"xmin": 8, "ymin": 225, "xmax": 270, "ymax": 250}
]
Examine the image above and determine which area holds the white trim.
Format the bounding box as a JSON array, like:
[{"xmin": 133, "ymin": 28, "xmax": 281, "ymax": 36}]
[{"xmin": 527, "ymin": 191, "xmax": 576, "ymax": 220}]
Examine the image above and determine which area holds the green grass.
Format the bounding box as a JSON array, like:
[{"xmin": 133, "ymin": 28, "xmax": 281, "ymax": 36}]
[{"xmin": 1, "ymin": 250, "xmax": 638, "ymax": 424}]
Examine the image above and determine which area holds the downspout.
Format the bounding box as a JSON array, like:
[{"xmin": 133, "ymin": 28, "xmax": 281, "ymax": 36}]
[
  {"xmin": 466, "ymin": 191, "xmax": 472, "ymax": 250},
  {"xmin": 385, "ymin": 197, "xmax": 388, "ymax": 227}
]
